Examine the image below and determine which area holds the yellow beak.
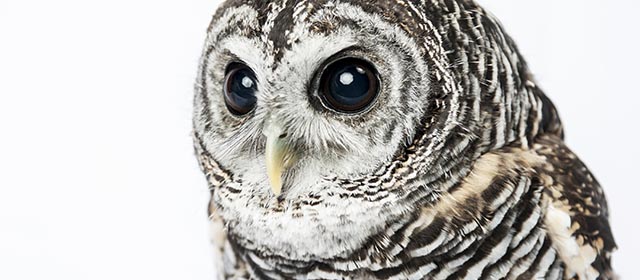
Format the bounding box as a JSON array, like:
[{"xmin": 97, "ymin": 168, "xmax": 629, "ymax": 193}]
[{"xmin": 264, "ymin": 127, "xmax": 297, "ymax": 195}]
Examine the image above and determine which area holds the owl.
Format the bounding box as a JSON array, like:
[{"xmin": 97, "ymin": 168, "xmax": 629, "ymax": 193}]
[{"xmin": 192, "ymin": 0, "xmax": 616, "ymax": 279}]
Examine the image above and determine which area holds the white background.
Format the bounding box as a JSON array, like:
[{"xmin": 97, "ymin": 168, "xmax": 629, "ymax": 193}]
[{"xmin": 0, "ymin": 1, "xmax": 637, "ymax": 279}]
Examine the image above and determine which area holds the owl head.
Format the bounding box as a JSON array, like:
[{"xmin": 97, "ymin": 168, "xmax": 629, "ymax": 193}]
[{"xmin": 193, "ymin": 0, "xmax": 562, "ymax": 260}]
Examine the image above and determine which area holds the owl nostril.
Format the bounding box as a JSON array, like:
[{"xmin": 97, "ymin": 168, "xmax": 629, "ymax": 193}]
[{"xmin": 278, "ymin": 133, "xmax": 288, "ymax": 139}]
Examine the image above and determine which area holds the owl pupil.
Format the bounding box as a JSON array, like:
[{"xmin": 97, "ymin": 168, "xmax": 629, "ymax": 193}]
[
  {"xmin": 320, "ymin": 58, "xmax": 379, "ymax": 113},
  {"xmin": 230, "ymin": 70, "xmax": 255, "ymax": 96},
  {"xmin": 224, "ymin": 63, "xmax": 258, "ymax": 115},
  {"xmin": 331, "ymin": 66, "xmax": 371, "ymax": 105}
]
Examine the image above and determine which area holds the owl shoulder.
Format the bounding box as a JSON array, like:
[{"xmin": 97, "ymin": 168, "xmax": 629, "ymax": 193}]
[{"xmin": 531, "ymin": 134, "xmax": 616, "ymax": 280}]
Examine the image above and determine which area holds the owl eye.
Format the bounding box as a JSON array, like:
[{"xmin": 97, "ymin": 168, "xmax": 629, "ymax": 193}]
[
  {"xmin": 224, "ymin": 63, "xmax": 258, "ymax": 115},
  {"xmin": 319, "ymin": 58, "xmax": 379, "ymax": 113}
]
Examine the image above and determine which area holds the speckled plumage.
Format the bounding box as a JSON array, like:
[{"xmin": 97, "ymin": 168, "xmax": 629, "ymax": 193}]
[{"xmin": 193, "ymin": 0, "xmax": 616, "ymax": 279}]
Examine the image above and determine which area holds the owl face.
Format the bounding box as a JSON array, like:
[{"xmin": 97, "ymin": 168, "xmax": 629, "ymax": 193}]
[{"xmin": 195, "ymin": 1, "xmax": 446, "ymax": 259}]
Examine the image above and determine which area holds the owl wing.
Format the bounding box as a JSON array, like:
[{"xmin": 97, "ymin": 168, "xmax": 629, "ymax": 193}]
[
  {"xmin": 363, "ymin": 134, "xmax": 616, "ymax": 280},
  {"xmin": 533, "ymin": 134, "xmax": 617, "ymax": 279}
]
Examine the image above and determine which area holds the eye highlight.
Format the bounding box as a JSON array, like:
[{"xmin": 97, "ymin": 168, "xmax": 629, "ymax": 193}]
[
  {"xmin": 224, "ymin": 63, "xmax": 258, "ymax": 115},
  {"xmin": 319, "ymin": 58, "xmax": 380, "ymax": 113}
]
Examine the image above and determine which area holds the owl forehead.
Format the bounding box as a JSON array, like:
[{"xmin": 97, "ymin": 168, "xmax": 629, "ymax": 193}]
[{"xmin": 212, "ymin": 0, "xmax": 428, "ymax": 64}]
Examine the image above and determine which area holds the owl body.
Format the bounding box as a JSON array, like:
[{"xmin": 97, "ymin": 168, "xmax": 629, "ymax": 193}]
[{"xmin": 194, "ymin": 0, "xmax": 616, "ymax": 279}]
